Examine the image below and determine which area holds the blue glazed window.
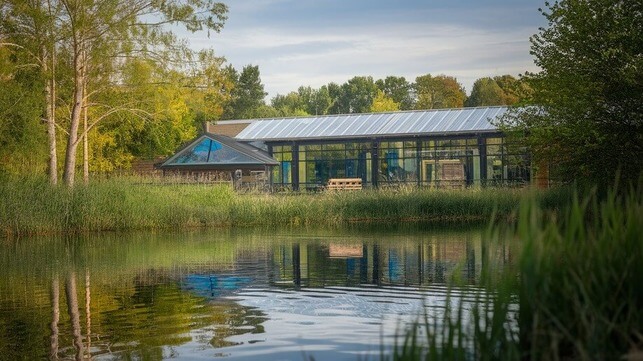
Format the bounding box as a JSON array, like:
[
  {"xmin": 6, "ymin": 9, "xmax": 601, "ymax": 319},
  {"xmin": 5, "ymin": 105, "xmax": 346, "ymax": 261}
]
[{"xmin": 170, "ymin": 138, "xmax": 258, "ymax": 164}]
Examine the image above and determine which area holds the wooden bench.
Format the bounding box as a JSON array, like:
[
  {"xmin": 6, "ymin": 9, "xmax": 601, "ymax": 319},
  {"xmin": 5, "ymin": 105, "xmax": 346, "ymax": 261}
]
[{"xmin": 327, "ymin": 178, "xmax": 362, "ymax": 191}]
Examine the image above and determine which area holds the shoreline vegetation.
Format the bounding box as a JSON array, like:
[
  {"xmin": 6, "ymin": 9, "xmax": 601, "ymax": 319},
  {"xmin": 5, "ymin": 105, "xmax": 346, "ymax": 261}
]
[
  {"xmin": 0, "ymin": 176, "xmax": 570, "ymax": 238},
  {"xmin": 390, "ymin": 182, "xmax": 642, "ymax": 361}
]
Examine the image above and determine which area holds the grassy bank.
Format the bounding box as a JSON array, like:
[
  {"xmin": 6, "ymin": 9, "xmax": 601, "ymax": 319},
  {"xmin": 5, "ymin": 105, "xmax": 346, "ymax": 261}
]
[
  {"xmin": 389, "ymin": 184, "xmax": 642, "ymax": 360},
  {"xmin": 0, "ymin": 176, "xmax": 569, "ymax": 237}
]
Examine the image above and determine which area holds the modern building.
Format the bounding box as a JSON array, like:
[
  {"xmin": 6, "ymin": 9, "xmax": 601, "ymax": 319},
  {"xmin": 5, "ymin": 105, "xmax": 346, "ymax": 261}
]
[{"xmin": 162, "ymin": 106, "xmax": 532, "ymax": 190}]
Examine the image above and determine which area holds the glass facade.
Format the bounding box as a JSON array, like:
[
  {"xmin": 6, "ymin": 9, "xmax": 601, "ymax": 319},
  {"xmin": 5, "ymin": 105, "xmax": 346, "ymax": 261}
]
[
  {"xmin": 296, "ymin": 143, "xmax": 371, "ymax": 189},
  {"xmin": 268, "ymin": 135, "xmax": 531, "ymax": 190}
]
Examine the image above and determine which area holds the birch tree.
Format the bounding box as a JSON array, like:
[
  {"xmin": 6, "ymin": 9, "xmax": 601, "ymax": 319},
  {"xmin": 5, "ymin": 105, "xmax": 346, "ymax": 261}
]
[
  {"xmin": 57, "ymin": 0, "xmax": 227, "ymax": 186},
  {"xmin": 1, "ymin": 0, "xmax": 62, "ymax": 183}
]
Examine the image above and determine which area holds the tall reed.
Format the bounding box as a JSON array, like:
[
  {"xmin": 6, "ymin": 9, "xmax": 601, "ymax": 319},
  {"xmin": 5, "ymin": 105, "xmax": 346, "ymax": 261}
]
[
  {"xmin": 518, "ymin": 184, "xmax": 642, "ymax": 360},
  {"xmin": 0, "ymin": 176, "xmax": 569, "ymax": 237},
  {"xmin": 388, "ymin": 183, "xmax": 642, "ymax": 360}
]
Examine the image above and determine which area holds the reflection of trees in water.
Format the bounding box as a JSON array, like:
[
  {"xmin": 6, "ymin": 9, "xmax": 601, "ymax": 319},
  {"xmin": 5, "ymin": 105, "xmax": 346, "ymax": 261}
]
[
  {"xmin": 85, "ymin": 269, "xmax": 92, "ymax": 361},
  {"xmin": 65, "ymin": 271, "xmax": 84, "ymax": 361},
  {"xmin": 50, "ymin": 274, "xmax": 60, "ymax": 360},
  {"xmin": 207, "ymin": 301, "xmax": 268, "ymax": 348}
]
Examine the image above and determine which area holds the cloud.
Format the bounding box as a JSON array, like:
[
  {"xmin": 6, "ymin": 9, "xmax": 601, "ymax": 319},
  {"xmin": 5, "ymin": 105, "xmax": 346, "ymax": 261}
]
[{"xmin": 187, "ymin": 1, "xmax": 544, "ymax": 98}]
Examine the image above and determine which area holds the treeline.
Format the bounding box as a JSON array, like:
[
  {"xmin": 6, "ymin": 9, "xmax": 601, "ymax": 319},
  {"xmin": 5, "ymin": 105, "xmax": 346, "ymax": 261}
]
[
  {"xmin": 222, "ymin": 70, "xmax": 532, "ymax": 119},
  {"xmin": 0, "ymin": 1, "xmax": 531, "ymax": 182}
]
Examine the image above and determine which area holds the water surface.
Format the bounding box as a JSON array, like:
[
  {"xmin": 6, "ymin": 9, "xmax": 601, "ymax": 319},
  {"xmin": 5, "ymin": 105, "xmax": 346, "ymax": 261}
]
[{"xmin": 0, "ymin": 227, "xmax": 512, "ymax": 360}]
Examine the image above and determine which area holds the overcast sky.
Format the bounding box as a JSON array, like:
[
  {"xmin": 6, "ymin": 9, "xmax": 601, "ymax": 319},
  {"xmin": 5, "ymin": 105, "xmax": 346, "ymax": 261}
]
[{"xmin": 187, "ymin": 0, "xmax": 547, "ymax": 100}]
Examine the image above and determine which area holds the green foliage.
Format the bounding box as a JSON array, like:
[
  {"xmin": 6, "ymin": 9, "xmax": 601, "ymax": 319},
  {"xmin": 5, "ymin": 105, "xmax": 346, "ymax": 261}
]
[
  {"xmin": 518, "ymin": 185, "xmax": 643, "ymax": 360},
  {"xmin": 376, "ymin": 76, "xmax": 414, "ymax": 110},
  {"xmin": 504, "ymin": 0, "xmax": 643, "ymax": 188},
  {"xmin": 370, "ymin": 89, "xmax": 400, "ymax": 112},
  {"xmin": 298, "ymin": 85, "xmax": 332, "ymax": 115},
  {"xmin": 223, "ymin": 64, "xmax": 268, "ymax": 119},
  {"xmin": 0, "ymin": 50, "xmax": 48, "ymax": 175},
  {"xmin": 271, "ymin": 91, "xmax": 310, "ymax": 116},
  {"xmin": 0, "ymin": 0, "xmax": 229, "ymax": 184},
  {"xmin": 465, "ymin": 75, "xmax": 532, "ymax": 107},
  {"xmin": 415, "ymin": 74, "xmax": 466, "ymax": 109},
  {"xmin": 465, "ymin": 77, "xmax": 506, "ymax": 107},
  {"xmin": 330, "ymin": 76, "xmax": 379, "ymax": 114}
]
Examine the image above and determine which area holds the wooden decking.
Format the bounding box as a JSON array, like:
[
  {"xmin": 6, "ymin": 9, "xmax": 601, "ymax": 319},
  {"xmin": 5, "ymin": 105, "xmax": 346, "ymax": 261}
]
[{"xmin": 327, "ymin": 178, "xmax": 363, "ymax": 191}]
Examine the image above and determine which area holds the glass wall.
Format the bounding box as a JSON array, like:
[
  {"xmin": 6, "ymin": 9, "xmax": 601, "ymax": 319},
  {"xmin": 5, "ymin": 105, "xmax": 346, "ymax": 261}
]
[
  {"xmin": 298, "ymin": 143, "xmax": 371, "ymax": 190},
  {"xmin": 378, "ymin": 142, "xmax": 418, "ymax": 185},
  {"xmin": 419, "ymin": 139, "xmax": 481, "ymax": 188},
  {"xmin": 271, "ymin": 145, "xmax": 292, "ymax": 187},
  {"xmin": 485, "ymin": 137, "xmax": 530, "ymax": 186},
  {"xmin": 269, "ymin": 135, "xmax": 530, "ymax": 189}
]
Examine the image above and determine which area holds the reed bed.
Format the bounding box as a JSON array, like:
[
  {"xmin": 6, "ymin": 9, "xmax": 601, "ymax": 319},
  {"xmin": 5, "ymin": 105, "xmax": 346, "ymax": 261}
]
[
  {"xmin": 387, "ymin": 183, "xmax": 642, "ymax": 361},
  {"xmin": 0, "ymin": 176, "xmax": 568, "ymax": 237}
]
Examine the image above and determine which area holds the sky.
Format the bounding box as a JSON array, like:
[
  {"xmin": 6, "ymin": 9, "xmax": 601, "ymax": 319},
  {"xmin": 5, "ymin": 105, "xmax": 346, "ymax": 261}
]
[{"xmin": 187, "ymin": 0, "xmax": 547, "ymax": 100}]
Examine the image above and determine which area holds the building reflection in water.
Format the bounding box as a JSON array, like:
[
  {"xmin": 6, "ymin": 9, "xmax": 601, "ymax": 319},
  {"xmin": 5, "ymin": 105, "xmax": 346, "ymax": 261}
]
[{"xmin": 269, "ymin": 234, "xmax": 511, "ymax": 289}]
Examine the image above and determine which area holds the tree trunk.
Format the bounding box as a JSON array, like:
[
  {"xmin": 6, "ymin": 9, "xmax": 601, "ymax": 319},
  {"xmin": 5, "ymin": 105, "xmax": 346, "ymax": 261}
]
[
  {"xmin": 44, "ymin": 43, "xmax": 58, "ymax": 185},
  {"xmin": 63, "ymin": 43, "xmax": 85, "ymax": 187},
  {"xmin": 83, "ymin": 90, "xmax": 89, "ymax": 185},
  {"xmin": 65, "ymin": 272, "xmax": 84, "ymax": 361},
  {"xmin": 49, "ymin": 275, "xmax": 59, "ymax": 360}
]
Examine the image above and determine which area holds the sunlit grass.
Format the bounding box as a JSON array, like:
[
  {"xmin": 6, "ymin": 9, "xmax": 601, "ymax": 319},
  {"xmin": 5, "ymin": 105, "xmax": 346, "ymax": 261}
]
[{"xmin": 0, "ymin": 175, "xmax": 569, "ymax": 237}]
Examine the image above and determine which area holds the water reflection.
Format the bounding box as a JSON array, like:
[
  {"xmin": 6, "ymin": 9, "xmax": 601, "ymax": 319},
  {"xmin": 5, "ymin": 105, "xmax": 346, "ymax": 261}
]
[{"xmin": 0, "ymin": 228, "xmax": 512, "ymax": 360}]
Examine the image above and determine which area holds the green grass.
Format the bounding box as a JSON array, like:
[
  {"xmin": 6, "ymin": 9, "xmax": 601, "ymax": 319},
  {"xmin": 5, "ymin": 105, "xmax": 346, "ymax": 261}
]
[
  {"xmin": 387, "ymin": 183, "xmax": 642, "ymax": 360},
  {"xmin": 0, "ymin": 176, "xmax": 569, "ymax": 237}
]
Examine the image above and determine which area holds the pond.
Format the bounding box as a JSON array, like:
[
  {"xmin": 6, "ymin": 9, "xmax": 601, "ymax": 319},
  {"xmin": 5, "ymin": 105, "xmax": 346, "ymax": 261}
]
[{"xmin": 0, "ymin": 227, "xmax": 513, "ymax": 360}]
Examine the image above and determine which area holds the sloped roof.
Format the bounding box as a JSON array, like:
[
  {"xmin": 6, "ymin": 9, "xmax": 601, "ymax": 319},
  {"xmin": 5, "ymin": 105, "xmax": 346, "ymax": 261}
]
[
  {"xmin": 233, "ymin": 106, "xmax": 507, "ymax": 142},
  {"xmin": 160, "ymin": 133, "xmax": 278, "ymax": 169}
]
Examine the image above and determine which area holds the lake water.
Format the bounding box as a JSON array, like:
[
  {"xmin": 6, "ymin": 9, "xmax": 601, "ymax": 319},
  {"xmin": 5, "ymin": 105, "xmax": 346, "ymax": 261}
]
[{"xmin": 0, "ymin": 227, "xmax": 513, "ymax": 360}]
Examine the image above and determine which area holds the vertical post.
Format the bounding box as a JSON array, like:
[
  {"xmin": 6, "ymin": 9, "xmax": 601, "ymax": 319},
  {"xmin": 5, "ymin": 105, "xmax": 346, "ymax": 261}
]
[
  {"xmin": 416, "ymin": 140, "xmax": 422, "ymax": 187},
  {"xmin": 267, "ymin": 145, "xmax": 274, "ymax": 190},
  {"xmin": 292, "ymin": 144, "xmax": 299, "ymax": 191},
  {"xmin": 371, "ymin": 141, "xmax": 379, "ymax": 188},
  {"xmin": 478, "ymin": 136, "xmax": 487, "ymax": 186}
]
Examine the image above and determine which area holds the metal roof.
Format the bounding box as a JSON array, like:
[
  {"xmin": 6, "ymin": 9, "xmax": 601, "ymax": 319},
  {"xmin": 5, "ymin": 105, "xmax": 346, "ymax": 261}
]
[{"xmin": 233, "ymin": 107, "xmax": 507, "ymax": 142}]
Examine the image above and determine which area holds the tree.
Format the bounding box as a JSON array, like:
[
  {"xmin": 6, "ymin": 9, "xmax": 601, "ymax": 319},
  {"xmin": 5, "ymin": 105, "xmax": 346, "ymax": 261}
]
[
  {"xmin": 1, "ymin": 0, "xmax": 61, "ymax": 183},
  {"xmin": 376, "ymin": 76, "xmax": 414, "ymax": 110},
  {"xmin": 330, "ymin": 76, "xmax": 378, "ymax": 114},
  {"xmin": 0, "ymin": 49, "xmax": 48, "ymax": 175},
  {"xmin": 414, "ymin": 74, "xmax": 466, "ymax": 109},
  {"xmin": 223, "ymin": 64, "xmax": 267, "ymax": 119},
  {"xmin": 297, "ymin": 85, "xmax": 331, "ymax": 115},
  {"xmin": 87, "ymin": 50, "xmax": 232, "ymax": 170},
  {"xmin": 370, "ymin": 89, "xmax": 400, "ymax": 112},
  {"xmin": 465, "ymin": 77, "xmax": 506, "ymax": 107},
  {"xmin": 59, "ymin": 0, "xmax": 227, "ymax": 186},
  {"xmin": 271, "ymin": 91, "xmax": 308, "ymax": 116},
  {"xmin": 2, "ymin": 0, "xmax": 228, "ymax": 185},
  {"xmin": 465, "ymin": 75, "xmax": 533, "ymax": 107},
  {"xmin": 504, "ymin": 0, "xmax": 643, "ymax": 188},
  {"xmin": 493, "ymin": 74, "xmax": 532, "ymax": 105}
]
